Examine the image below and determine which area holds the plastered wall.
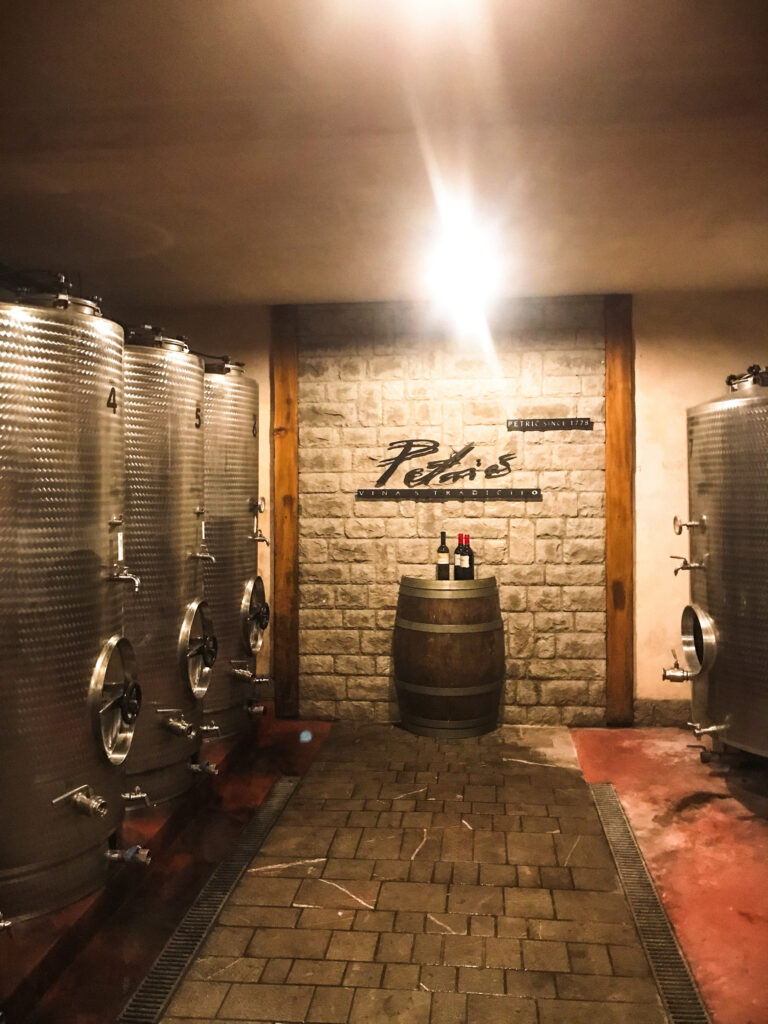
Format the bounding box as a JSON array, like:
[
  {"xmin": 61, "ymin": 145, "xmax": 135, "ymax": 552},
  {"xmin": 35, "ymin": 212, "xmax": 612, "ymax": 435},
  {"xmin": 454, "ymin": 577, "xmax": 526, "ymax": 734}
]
[{"xmin": 633, "ymin": 290, "xmax": 768, "ymax": 716}]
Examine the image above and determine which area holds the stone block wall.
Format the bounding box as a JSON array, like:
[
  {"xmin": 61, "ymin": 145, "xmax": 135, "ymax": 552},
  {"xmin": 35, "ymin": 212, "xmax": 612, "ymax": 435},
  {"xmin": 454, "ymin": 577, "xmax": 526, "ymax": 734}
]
[{"xmin": 296, "ymin": 297, "xmax": 607, "ymax": 725}]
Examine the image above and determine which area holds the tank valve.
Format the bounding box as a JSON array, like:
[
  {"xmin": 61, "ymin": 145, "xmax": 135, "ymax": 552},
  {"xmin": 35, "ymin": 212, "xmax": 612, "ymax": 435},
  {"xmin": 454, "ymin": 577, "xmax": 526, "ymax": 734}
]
[
  {"xmin": 687, "ymin": 721, "xmax": 728, "ymax": 738},
  {"xmin": 121, "ymin": 786, "xmax": 152, "ymax": 807},
  {"xmin": 109, "ymin": 567, "xmax": 141, "ymax": 591},
  {"xmin": 662, "ymin": 649, "xmax": 695, "ymax": 683},
  {"xmin": 163, "ymin": 715, "xmax": 197, "ymax": 738},
  {"xmin": 248, "ymin": 528, "xmax": 270, "ymax": 545},
  {"xmin": 0, "ymin": 913, "xmax": 12, "ymax": 930},
  {"xmin": 200, "ymin": 722, "xmax": 221, "ymax": 737},
  {"xmin": 52, "ymin": 784, "xmax": 109, "ymax": 819},
  {"xmin": 231, "ymin": 666, "xmax": 256, "ymax": 683},
  {"xmin": 670, "ymin": 555, "xmax": 705, "ymax": 576},
  {"xmin": 247, "ymin": 701, "xmax": 266, "ymax": 717},
  {"xmin": 673, "ymin": 514, "xmax": 707, "ymax": 535},
  {"xmin": 192, "ymin": 507, "xmax": 216, "ymax": 562},
  {"xmin": 251, "ymin": 675, "xmax": 270, "ymax": 686},
  {"xmin": 188, "ymin": 759, "xmax": 218, "ymax": 776},
  {"xmin": 106, "ymin": 845, "xmax": 151, "ymax": 865}
]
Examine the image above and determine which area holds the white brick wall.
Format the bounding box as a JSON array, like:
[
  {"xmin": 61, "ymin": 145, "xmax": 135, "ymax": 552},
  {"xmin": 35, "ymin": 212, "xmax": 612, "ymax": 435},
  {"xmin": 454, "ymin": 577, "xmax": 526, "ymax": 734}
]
[{"xmin": 296, "ymin": 298, "xmax": 607, "ymax": 725}]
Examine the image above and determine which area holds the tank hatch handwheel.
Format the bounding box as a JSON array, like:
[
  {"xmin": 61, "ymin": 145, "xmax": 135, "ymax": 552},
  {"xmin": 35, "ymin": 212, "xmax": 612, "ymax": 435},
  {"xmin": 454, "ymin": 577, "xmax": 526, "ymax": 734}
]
[
  {"xmin": 89, "ymin": 636, "xmax": 141, "ymax": 765},
  {"xmin": 241, "ymin": 575, "xmax": 270, "ymax": 654},
  {"xmin": 179, "ymin": 598, "xmax": 217, "ymax": 698}
]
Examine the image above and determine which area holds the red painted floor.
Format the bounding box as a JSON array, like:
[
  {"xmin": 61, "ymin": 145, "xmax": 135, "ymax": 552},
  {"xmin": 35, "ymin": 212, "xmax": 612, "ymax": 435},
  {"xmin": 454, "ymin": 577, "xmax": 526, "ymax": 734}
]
[{"xmin": 573, "ymin": 728, "xmax": 768, "ymax": 1024}]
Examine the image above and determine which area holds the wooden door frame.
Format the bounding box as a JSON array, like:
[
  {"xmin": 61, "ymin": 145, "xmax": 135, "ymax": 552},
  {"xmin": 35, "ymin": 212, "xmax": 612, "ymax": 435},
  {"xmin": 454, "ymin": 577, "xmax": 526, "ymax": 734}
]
[{"xmin": 270, "ymin": 297, "xmax": 636, "ymax": 723}]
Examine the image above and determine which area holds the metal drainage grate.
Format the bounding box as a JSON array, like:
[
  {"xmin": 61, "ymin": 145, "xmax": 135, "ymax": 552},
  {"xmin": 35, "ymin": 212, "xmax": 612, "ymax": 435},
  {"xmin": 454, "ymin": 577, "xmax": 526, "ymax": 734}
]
[
  {"xmin": 590, "ymin": 783, "xmax": 711, "ymax": 1024},
  {"xmin": 118, "ymin": 775, "xmax": 300, "ymax": 1024}
]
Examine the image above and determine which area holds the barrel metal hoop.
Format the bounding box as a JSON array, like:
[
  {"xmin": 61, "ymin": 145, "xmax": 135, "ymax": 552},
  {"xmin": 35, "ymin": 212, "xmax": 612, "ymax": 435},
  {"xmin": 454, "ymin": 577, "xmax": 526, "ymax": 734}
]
[
  {"xmin": 395, "ymin": 678, "xmax": 503, "ymax": 698},
  {"xmin": 400, "ymin": 588, "xmax": 497, "ymax": 601},
  {"xmin": 401, "ymin": 712, "xmax": 498, "ymax": 730},
  {"xmin": 395, "ymin": 617, "xmax": 502, "ymax": 634}
]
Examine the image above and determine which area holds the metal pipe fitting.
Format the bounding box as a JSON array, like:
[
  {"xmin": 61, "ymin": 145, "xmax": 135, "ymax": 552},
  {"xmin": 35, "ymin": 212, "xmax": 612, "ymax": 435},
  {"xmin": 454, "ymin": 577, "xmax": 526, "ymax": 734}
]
[
  {"xmin": 188, "ymin": 759, "xmax": 218, "ymax": 776},
  {"xmin": 106, "ymin": 845, "xmax": 151, "ymax": 865},
  {"xmin": 121, "ymin": 786, "xmax": 152, "ymax": 807},
  {"xmin": 199, "ymin": 722, "xmax": 221, "ymax": 736},
  {"xmin": 163, "ymin": 716, "xmax": 197, "ymax": 738},
  {"xmin": 71, "ymin": 790, "xmax": 109, "ymax": 819}
]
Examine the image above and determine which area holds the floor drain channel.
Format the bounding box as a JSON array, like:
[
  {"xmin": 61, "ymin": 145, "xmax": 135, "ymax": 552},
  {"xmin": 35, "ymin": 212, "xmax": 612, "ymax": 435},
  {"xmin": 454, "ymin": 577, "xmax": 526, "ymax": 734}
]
[
  {"xmin": 590, "ymin": 782, "xmax": 711, "ymax": 1024},
  {"xmin": 118, "ymin": 775, "xmax": 300, "ymax": 1024}
]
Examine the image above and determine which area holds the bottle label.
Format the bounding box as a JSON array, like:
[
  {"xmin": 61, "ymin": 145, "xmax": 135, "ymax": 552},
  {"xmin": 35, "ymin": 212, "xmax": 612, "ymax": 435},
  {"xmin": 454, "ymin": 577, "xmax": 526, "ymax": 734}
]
[
  {"xmin": 461, "ymin": 554, "xmax": 469, "ymax": 568},
  {"xmin": 438, "ymin": 553, "xmax": 449, "ymax": 564}
]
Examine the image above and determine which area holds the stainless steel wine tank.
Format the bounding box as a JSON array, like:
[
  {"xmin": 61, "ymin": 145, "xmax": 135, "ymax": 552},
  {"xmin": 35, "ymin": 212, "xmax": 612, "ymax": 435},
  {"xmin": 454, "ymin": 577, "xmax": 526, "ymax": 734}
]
[
  {"xmin": 202, "ymin": 361, "xmax": 267, "ymax": 737},
  {"xmin": 121, "ymin": 327, "xmax": 217, "ymax": 803},
  {"xmin": 677, "ymin": 370, "xmax": 768, "ymax": 757},
  {"xmin": 0, "ymin": 289, "xmax": 140, "ymax": 921}
]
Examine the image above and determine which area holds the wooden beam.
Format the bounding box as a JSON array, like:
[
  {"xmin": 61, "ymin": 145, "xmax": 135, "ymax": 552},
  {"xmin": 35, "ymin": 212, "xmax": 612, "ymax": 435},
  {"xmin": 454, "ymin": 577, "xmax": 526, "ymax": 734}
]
[
  {"xmin": 604, "ymin": 294, "xmax": 635, "ymax": 725},
  {"xmin": 270, "ymin": 306, "xmax": 300, "ymax": 718}
]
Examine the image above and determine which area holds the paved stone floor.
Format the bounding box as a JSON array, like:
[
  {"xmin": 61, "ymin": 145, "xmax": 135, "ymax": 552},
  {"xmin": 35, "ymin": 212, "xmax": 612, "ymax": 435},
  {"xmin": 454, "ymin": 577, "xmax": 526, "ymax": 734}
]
[{"xmin": 160, "ymin": 724, "xmax": 667, "ymax": 1023}]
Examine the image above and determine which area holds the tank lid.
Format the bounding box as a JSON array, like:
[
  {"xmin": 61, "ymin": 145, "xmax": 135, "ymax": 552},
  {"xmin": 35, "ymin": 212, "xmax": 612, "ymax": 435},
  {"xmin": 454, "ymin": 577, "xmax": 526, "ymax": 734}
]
[
  {"xmin": 125, "ymin": 324, "xmax": 189, "ymax": 352},
  {"xmin": 0, "ymin": 267, "xmax": 104, "ymax": 316},
  {"xmin": 203, "ymin": 355, "xmax": 244, "ymax": 375},
  {"xmin": 725, "ymin": 365, "xmax": 768, "ymax": 392}
]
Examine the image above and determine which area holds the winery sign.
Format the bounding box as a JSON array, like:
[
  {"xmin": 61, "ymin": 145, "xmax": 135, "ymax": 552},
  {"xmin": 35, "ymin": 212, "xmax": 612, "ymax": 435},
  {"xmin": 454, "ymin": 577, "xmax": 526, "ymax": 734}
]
[{"xmin": 355, "ymin": 438, "xmax": 542, "ymax": 502}]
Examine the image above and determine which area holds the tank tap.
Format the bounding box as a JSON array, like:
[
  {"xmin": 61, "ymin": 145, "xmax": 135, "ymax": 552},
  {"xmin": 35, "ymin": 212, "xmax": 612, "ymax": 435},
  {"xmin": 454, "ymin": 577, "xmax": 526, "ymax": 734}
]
[
  {"xmin": 110, "ymin": 568, "xmax": 141, "ymax": 591},
  {"xmin": 670, "ymin": 555, "xmax": 704, "ymax": 576},
  {"xmin": 0, "ymin": 913, "xmax": 13, "ymax": 930},
  {"xmin": 687, "ymin": 721, "xmax": 728, "ymax": 738},
  {"xmin": 673, "ymin": 514, "xmax": 707, "ymax": 535},
  {"xmin": 163, "ymin": 715, "xmax": 197, "ymax": 738},
  {"xmin": 199, "ymin": 722, "xmax": 221, "ymax": 737},
  {"xmin": 106, "ymin": 845, "xmax": 152, "ymax": 865},
  {"xmin": 121, "ymin": 785, "xmax": 152, "ymax": 807},
  {"xmin": 246, "ymin": 700, "xmax": 266, "ymax": 717},
  {"xmin": 188, "ymin": 759, "xmax": 218, "ymax": 775},
  {"xmin": 192, "ymin": 506, "xmax": 216, "ymax": 562},
  {"xmin": 52, "ymin": 784, "xmax": 109, "ymax": 819},
  {"xmin": 248, "ymin": 527, "xmax": 270, "ymax": 545},
  {"xmin": 662, "ymin": 649, "xmax": 695, "ymax": 683}
]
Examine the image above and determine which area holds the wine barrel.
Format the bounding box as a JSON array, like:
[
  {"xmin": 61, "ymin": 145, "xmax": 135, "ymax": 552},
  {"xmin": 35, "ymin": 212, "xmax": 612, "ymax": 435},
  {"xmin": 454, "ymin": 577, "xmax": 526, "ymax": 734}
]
[{"xmin": 393, "ymin": 576, "xmax": 505, "ymax": 738}]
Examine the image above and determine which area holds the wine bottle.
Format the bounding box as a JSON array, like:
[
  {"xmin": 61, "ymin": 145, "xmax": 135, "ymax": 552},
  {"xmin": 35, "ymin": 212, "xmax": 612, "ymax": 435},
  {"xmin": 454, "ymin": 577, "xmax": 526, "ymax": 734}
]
[
  {"xmin": 436, "ymin": 531, "xmax": 450, "ymax": 580},
  {"xmin": 461, "ymin": 533, "xmax": 471, "ymax": 578},
  {"xmin": 466, "ymin": 533, "xmax": 475, "ymax": 580},
  {"xmin": 453, "ymin": 533, "xmax": 464, "ymax": 580}
]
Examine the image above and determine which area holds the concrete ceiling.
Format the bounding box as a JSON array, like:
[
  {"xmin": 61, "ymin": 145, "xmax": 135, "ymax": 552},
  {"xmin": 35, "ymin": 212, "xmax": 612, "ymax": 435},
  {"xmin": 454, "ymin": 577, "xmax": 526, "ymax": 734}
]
[{"xmin": 1, "ymin": 0, "xmax": 767, "ymax": 310}]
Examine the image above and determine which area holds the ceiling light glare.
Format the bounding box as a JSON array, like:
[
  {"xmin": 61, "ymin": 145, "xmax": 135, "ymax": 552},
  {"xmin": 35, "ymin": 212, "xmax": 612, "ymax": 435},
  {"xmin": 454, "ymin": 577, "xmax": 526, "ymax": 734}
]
[{"xmin": 425, "ymin": 195, "xmax": 501, "ymax": 353}]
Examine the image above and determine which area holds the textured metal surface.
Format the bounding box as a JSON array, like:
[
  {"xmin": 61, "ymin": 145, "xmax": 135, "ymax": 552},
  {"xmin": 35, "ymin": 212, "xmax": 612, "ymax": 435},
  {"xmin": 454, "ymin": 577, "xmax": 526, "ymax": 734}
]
[
  {"xmin": 117, "ymin": 775, "xmax": 299, "ymax": 1024},
  {"xmin": 687, "ymin": 390, "xmax": 768, "ymax": 756},
  {"xmin": 0, "ymin": 299, "xmax": 126, "ymax": 919},
  {"xmin": 122, "ymin": 342, "xmax": 206, "ymax": 800},
  {"xmin": 202, "ymin": 367, "xmax": 260, "ymax": 737},
  {"xmin": 591, "ymin": 783, "xmax": 710, "ymax": 1024}
]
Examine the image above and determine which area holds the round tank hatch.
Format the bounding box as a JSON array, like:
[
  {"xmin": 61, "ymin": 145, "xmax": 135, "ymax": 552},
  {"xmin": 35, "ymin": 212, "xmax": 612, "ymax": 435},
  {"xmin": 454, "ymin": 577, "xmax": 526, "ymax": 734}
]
[
  {"xmin": 88, "ymin": 636, "xmax": 141, "ymax": 765},
  {"xmin": 179, "ymin": 598, "xmax": 217, "ymax": 698},
  {"xmin": 681, "ymin": 604, "xmax": 718, "ymax": 674},
  {"xmin": 241, "ymin": 575, "xmax": 270, "ymax": 654}
]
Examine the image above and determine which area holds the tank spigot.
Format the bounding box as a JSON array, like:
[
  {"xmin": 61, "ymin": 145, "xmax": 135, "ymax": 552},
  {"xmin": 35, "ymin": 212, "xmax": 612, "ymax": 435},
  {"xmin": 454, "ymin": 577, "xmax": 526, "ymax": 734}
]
[
  {"xmin": 200, "ymin": 722, "xmax": 221, "ymax": 737},
  {"xmin": 231, "ymin": 666, "xmax": 257, "ymax": 683},
  {"xmin": 52, "ymin": 784, "xmax": 109, "ymax": 818},
  {"xmin": 246, "ymin": 701, "xmax": 266, "ymax": 717},
  {"xmin": 673, "ymin": 515, "xmax": 707, "ymax": 535},
  {"xmin": 163, "ymin": 716, "xmax": 197, "ymax": 738},
  {"xmin": 109, "ymin": 568, "xmax": 141, "ymax": 591},
  {"xmin": 248, "ymin": 527, "xmax": 270, "ymax": 545},
  {"xmin": 670, "ymin": 555, "xmax": 704, "ymax": 576},
  {"xmin": 121, "ymin": 786, "xmax": 152, "ymax": 807},
  {"xmin": 0, "ymin": 913, "xmax": 13, "ymax": 930},
  {"xmin": 251, "ymin": 675, "xmax": 271, "ymax": 686},
  {"xmin": 106, "ymin": 844, "xmax": 151, "ymax": 865},
  {"xmin": 188, "ymin": 759, "xmax": 218, "ymax": 775},
  {"xmin": 193, "ymin": 507, "xmax": 216, "ymax": 562},
  {"xmin": 687, "ymin": 721, "xmax": 728, "ymax": 738},
  {"xmin": 662, "ymin": 649, "xmax": 695, "ymax": 683}
]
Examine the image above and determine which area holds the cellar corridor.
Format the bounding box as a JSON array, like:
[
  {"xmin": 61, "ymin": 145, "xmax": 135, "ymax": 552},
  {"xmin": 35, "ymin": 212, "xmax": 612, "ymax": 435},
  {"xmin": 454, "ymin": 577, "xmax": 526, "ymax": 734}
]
[{"xmin": 148, "ymin": 723, "xmax": 666, "ymax": 1024}]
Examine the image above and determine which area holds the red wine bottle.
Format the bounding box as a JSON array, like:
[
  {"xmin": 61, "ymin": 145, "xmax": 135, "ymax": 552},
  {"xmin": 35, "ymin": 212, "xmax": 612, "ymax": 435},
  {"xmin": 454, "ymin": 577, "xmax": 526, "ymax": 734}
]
[
  {"xmin": 461, "ymin": 533, "xmax": 471, "ymax": 579},
  {"xmin": 436, "ymin": 530, "xmax": 450, "ymax": 580},
  {"xmin": 466, "ymin": 533, "xmax": 475, "ymax": 579},
  {"xmin": 453, "ymin": 533, "xmax": 464, "ymax": 580}
]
